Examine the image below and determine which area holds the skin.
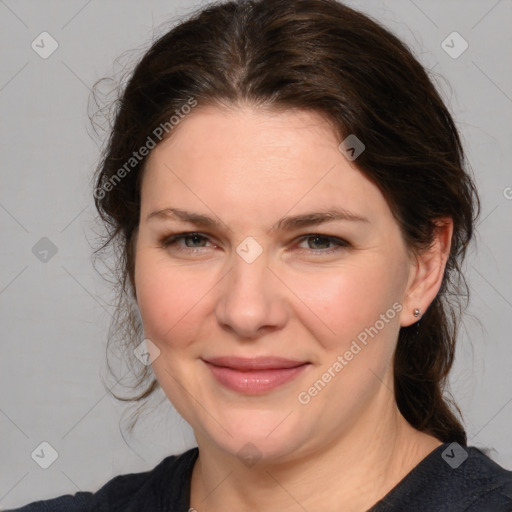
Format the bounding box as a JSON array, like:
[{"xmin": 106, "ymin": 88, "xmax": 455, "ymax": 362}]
[{"xmin": 134, "ymin": 104, "xmax": 452, "ymax": 512}]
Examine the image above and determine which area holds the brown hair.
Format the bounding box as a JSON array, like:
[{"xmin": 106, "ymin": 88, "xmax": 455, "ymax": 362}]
[{"xmin": 92, "ymin": 0, "xmax": 479, "ymax": 444}]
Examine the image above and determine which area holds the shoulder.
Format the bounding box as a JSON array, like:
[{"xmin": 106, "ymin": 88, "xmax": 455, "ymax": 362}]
[
  {"xmin": 370, "ymin": 442, "xmax": 512, "ymax": 512},
  {"xmin": 459, "ymin": 445, "xmax": 512, "ymax": 511},
  {"xmin": 3, "ymin": 447, "xmax": 199, "ymax": 512}
]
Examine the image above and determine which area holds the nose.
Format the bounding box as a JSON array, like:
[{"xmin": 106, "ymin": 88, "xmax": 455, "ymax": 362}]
[{"xmin": 215, "ymin": 248, "xmax": 289, "ymax": 339}]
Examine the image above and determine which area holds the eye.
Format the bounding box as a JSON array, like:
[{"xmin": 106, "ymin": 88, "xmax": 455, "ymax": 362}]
[
  {"xmin": 160, "ymin": 232, "xmax": 214, "ymax": 252},
  {"xmin": 159, "ymin": 232, "xmax": 350, "ymax": 256},
  {"xmin": 295, "ymin": 234, "xmax": 349, "ymax": 254}
]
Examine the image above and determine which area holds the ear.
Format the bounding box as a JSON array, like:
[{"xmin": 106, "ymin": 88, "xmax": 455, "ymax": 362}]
[{"xmin": 400, "ymin": 217, "xmax": 453, "ymax": 327}]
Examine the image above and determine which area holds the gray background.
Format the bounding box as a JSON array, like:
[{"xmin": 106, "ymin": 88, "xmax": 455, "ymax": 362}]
[{"xmin": 1, "ymin": 0, "xmax": 511, "ymax": 507}]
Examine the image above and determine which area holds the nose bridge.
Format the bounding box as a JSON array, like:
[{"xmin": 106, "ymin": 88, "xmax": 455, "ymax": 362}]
[
  {"xmin": 215, "ymin": 238, "xmax": 286, "ymax": 336},
  {"xmin": 227, "ymin": 242, "xmax": 271, "ymax": 307}
]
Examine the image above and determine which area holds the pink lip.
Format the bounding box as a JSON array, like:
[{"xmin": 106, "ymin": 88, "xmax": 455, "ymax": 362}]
[{"xmin": 202, "ymin": 357, "xmax": 310, "ymax": 394}]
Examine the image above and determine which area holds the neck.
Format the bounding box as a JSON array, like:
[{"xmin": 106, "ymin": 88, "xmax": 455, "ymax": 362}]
[{"xmin": 189, "ymin": 391, "xmax": 442, "ymax": 512}]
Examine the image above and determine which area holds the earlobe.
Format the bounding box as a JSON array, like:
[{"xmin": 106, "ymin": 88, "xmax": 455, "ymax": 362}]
[{"xmin": 400, "ymin": 218, "xmax": 453, "ymax": 327}]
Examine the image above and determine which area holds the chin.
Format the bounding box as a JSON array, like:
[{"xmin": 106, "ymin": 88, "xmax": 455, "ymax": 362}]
[{"xmin": 196, "ymin": 408, "xmax": 315, "ymax": 465}]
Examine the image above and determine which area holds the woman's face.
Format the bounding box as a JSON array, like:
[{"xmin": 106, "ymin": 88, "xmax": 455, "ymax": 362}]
[{"xmin": 134, "ymin": 105, "xmax": 417, "ymax": 462}]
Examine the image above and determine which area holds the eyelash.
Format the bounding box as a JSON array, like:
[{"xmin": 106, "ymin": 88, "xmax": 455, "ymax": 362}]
[{"xmin": 159, "ymin": 232, "xmax": 349, "ymax": 255}]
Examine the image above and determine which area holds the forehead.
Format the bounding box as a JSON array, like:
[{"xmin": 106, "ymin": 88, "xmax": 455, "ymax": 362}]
[
  {"xmin": 148, "ymin": 105, "xmax": 339, "ymax": 171},
  {"xmin": 140, "ymin": 105, "xmax": 391, "ymax": 227}
]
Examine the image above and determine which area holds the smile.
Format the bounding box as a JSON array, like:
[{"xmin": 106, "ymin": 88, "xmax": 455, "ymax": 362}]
[{"xmin": 202, "ymin": 357, "xmax": 311, "ymax": 394}]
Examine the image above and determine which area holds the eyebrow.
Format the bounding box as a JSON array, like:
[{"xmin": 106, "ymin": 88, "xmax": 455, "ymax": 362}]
[{"xmin": 146, "ymin": 206, "xmax": 369, "ymax": 233}]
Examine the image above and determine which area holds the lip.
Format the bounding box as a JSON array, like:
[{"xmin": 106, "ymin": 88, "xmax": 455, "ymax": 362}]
[
  {"xmin": 203, "ymin": 356, "xmax": 308, "ymax": 370},
  {"xmin": 202, "ymin": 357, "xmax": 310, "ymax": 395}
]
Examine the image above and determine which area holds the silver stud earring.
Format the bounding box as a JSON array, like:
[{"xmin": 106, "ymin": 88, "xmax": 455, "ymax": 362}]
[{"xmin": 413, "ymin": 308, "xmax": 421, "ymax": 317}]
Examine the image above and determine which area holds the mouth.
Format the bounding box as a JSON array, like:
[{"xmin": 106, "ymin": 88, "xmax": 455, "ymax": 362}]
[{"xmin": 201, "ymin": 356, "xmax": 311, "ymax": 394}]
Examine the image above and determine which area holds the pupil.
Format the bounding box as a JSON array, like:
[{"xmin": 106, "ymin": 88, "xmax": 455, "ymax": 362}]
[
  {"xmin": 312, "ymin": 236, "xmax": 328, "ymax": 249},
  {"xmin": 189, "ymin": 235, "xmax": 203, "ymax": 247}
]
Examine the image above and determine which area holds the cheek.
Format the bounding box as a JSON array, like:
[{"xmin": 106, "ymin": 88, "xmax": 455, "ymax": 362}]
[
  {"xmin": 134, "ymin": 249, "xmax": 211, "ymax": 349},
  {"xmin": 134, "ymin": 244, "xmax": 407, "ymax": 358},
  {"xmin": 289, "ymin": 258, "xmax": 404, "ymax": 352}
]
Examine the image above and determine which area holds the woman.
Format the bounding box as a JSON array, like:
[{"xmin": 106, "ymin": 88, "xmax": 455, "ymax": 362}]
[{"xmin": 7, "ymin": 0, "xmax": 512, "ymax": 510}]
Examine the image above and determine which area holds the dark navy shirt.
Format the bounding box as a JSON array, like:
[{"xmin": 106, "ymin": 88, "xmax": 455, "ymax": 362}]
[{"xmin": 5, "ymin": 442, "xmax": 512, "ymax": 511}]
